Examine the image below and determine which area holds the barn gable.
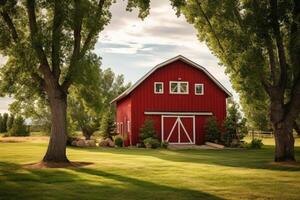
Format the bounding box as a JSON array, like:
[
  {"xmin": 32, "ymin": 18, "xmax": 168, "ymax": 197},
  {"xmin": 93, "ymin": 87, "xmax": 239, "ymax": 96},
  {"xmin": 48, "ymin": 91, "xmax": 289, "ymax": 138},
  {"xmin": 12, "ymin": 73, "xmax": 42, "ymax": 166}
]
[{"xmin": 111, "ymin": 55, "xmax": 232, "ymax": 103}]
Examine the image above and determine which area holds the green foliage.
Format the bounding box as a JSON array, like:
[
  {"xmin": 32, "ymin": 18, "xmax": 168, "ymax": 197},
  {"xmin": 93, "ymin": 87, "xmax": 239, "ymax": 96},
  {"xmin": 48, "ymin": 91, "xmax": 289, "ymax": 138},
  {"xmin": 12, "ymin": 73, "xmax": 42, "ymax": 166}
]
[
  {"xmin": 170, "ymin": 0, "xmax": 300, "ymax": 140},
  {"xmin": 114, "ymin": 136, "xmax": 123, "ymax": 147},
  {"xmin": 100, "ymin": 108, "xmax": 116, "ymax": 139},
  {"xmin": 1, "ymin": 113, "xmax": 8, "ymax": 133},
  {"xmin": 6, "ymin": 114, "xmax": 14, "ymax": 131},
  {"xmin": 223, "ymin": 102, "xmax": 248, "ymax": 146},
  {"xmin": 8, "ymin": 116, "xmax": 29, "ymax": 136},
  {"xmin": 204, "ymin": 116, "xmax": 221, "ymax": 143},
  {"xmin": 161, "ymin": 141, "xmax": 169, "ymax": 149},
  {"xmin": 248, "ymin": 139, "xmax": 264, "ymax": 149},
  {"xmin": 140, "ymin": 119, "xmax": 157, "ymax": 142},
  {"xmin": 143, "ymin": 137, "xmax": 160, "ymax": 149}
]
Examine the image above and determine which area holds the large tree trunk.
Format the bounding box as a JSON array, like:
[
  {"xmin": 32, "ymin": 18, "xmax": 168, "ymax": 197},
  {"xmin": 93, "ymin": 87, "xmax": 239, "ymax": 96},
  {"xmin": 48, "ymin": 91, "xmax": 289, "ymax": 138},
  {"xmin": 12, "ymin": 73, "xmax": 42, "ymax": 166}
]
[
  {"xmin": 273, "ymin": 124, "xmax": 295, "ymax": 162},
  {"xmin": 270, "ymin": 98, "xmax": 296, "ymax": 162},
  {"xmin": 43, "ymin": 89, "xmax": 69, "ymax": 163}
]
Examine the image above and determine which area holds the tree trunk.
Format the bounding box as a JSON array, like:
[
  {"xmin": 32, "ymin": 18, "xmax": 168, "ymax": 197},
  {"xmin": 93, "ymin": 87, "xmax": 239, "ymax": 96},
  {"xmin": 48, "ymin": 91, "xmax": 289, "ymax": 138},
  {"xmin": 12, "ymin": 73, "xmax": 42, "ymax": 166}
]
[
  {"xmin": 273, "ymin": 122, "xmax": 295, "ymax": 162},
  {"xmin": 43, "ymin": 90, "xmax": 69, "ymax": 163}
]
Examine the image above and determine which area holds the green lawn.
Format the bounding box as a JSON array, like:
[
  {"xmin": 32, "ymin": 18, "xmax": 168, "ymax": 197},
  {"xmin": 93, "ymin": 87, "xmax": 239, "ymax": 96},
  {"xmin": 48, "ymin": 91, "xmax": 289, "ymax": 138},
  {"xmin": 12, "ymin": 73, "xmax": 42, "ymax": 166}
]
[{"xmin": 0, "ymin": 138, "xmax": 300, "ymax": 200}]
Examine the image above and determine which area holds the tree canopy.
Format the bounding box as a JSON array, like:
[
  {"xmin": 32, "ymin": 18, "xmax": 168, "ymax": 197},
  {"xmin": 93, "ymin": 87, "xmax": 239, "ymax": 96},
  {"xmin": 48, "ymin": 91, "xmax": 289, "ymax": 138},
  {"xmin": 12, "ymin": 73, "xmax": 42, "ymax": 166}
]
[{"xmin": 171, "ymin": 0, "xmax": 300, "ymax": 161}]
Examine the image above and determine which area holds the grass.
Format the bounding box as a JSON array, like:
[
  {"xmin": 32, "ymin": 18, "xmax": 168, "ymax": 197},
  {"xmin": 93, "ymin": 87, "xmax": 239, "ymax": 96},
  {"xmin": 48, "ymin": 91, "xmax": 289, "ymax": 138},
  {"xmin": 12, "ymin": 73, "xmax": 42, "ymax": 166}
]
[{"xmin": 0, "ymin": 138, "xmax": 300, "ymax": 200}]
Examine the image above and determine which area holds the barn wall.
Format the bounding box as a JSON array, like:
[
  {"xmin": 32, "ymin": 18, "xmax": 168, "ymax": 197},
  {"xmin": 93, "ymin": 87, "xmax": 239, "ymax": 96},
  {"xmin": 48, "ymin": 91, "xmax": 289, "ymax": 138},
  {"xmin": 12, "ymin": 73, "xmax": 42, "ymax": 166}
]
[
  {"xmin": 130, "ymin": 60, "xmax": 227, "ymax": 145},
  {"xmin": 116, "ymin": 96, "xmax": 132, "ymax": 146}
]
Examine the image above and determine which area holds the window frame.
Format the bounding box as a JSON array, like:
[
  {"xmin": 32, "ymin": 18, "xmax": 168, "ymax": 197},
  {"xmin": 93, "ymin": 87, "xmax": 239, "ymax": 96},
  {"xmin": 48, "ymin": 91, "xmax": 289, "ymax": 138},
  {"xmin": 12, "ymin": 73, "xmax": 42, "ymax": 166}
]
[
  {"xmin": 169, "ymin": 81, "xmax": 189, "ymax": 94},
  {"xmin": 154, "ymin": 82, "xmax": 164, "ymax": 94},
  {"xmin": 195, "ymin": 83, "xmax": 204, "ymax": 95}
]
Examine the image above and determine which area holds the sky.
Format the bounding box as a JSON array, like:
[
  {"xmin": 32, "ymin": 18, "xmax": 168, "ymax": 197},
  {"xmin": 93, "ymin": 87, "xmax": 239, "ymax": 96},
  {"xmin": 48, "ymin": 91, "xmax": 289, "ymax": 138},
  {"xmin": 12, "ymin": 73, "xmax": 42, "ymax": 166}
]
[{"xmin": 0, "ymin": 0, "xmax": 237, "ymax": 114}]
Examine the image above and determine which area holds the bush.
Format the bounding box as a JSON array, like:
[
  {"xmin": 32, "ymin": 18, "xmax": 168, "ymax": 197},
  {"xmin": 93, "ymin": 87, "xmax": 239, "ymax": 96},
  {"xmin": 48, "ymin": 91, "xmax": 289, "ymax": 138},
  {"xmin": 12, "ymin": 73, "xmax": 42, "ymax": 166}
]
[
  {"xmin": 223, "ymin": 102, "xmax": 248, "ymax": 146},
  {"xmin": 100, "ymin": 109, "xmax": 116, "ymax": 139},
  {"xmin": 161, "ymin": 141, "xmax": 169, "ymax": 148},
  {"xmin": 249, "ymin": 138, "xmax": 263, "ymax": 149},
  {"xmin": 140, "ymin": 119, "xmax": 157, "ymax": 142},
  {"xmin": 204, "ymin": 116, "xmax": 221, "ymax": 143},
  {"xmin": 143, "ymin": 137, "xmax": 160, "ymax": 149},
  {"xmin": 114, "ymin": 136, "xmax": 123, "ymax": 147},
  {"xmin": 8, "ymin": 116, "xmax": 30, "ymax": 136}
]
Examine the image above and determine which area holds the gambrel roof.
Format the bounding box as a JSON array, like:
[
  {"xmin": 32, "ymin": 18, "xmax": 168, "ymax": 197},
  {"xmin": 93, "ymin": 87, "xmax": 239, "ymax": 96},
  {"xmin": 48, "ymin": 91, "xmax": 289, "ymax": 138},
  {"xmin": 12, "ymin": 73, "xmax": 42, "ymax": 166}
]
[{"xmin": 111, "ymin": 55, "xmax": 232, "ymax": 103}]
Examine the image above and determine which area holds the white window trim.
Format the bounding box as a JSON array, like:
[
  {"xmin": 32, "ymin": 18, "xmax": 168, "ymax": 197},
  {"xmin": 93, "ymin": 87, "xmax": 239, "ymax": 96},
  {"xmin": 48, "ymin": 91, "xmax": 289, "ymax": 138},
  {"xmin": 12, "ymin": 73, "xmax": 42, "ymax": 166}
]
[
  {"xmin": 154, "ymin": 82, "xmax": 164, "ymax": 94},
  {"xmin": 127, "ymin": 120, "xmax": 131, "ymax": 133},
  {"xmin": 169, "ymin": 81, "xmax": 189, "ymax": 94},
  {"xmin": 195, "ymin": 83, "xmax": 204, "ymax": 95}
]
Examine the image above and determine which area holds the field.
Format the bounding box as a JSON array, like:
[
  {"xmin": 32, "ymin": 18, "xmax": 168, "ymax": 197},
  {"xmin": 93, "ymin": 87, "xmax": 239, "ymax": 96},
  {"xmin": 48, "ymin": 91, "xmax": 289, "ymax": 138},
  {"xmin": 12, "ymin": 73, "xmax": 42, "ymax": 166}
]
[{"xmin": 0, "ymin": 136, "xmax": 300, "ymax": 200}]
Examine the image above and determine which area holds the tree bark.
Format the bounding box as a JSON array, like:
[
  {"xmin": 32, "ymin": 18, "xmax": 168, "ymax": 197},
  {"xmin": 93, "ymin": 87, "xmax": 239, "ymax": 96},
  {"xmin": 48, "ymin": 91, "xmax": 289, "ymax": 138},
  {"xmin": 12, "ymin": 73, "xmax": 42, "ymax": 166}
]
[
  {"xmin": 43, "ymin": 89, "xmax": 69, "ymax": 163},
  {"xmin": 273, "ymin": 124, "xmax": 295, "ymax": 162}
]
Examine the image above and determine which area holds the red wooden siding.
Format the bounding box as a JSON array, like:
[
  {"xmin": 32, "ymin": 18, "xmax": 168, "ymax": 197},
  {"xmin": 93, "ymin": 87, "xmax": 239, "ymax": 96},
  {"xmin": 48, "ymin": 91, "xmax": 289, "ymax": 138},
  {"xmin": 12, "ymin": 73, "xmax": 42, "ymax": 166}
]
[{"xmin": 116, "ymin": 96, "xmax": 132, "ymax": 146}]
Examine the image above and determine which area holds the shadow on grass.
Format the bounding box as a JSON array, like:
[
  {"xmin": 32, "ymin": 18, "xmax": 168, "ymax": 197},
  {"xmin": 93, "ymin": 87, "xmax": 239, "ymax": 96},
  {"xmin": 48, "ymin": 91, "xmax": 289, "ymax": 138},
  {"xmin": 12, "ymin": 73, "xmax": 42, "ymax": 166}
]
[
  {"xmin": 0, "ymin": 161, "xmax": 224, "ymax": 200},
  {"xmin": 74, "ymin": 146, "xmax": 300, "ymax": 171}
]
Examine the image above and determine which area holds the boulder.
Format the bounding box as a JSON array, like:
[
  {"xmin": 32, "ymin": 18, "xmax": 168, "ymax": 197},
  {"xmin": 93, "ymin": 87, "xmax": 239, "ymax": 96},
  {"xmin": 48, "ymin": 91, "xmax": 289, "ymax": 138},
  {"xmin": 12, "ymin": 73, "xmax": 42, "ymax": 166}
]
[
  {"xmin": 71, "ymin": 140, "xmax": 78, "ymax": 146},
  {"xmin": 99, "ymin": 139, "xmax": 109, "ymax": 147},
  {"xmin": 105, "ymin": 138, "xmax": 115, "ymax": 147},
  {"xmin": 86, "ymin": 140, "xmax": 96, "ymax": 147},
  {"xmin": 76, "ymin": 139, "xmax": 86, "ymax": 147}
]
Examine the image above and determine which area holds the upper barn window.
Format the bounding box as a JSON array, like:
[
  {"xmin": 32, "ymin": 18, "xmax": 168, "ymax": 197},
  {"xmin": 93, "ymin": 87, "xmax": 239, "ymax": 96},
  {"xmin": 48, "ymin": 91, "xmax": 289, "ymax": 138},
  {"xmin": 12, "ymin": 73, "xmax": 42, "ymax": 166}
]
[
  {"xmin": 170, "ymin": 81, "xmax": 189, "ymax": 94},
  {"xmin": 154, "ymin": 82, "xmax": 164, "ymax": 94},
  {"xmin": 195, "ymin": 84, "xmax": 204, "ymax": 95}
]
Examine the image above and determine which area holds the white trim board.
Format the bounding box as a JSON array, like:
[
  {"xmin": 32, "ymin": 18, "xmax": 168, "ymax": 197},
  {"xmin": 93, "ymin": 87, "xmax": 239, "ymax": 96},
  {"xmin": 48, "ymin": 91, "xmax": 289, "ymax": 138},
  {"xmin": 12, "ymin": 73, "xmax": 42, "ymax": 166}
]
[
  {"xmin": 111, "ymin": 55, "xmax": 232, "ymax": 103},
  {"xmin": 145, "ymin": 111, "xmax": 213, "ymax": 116}
]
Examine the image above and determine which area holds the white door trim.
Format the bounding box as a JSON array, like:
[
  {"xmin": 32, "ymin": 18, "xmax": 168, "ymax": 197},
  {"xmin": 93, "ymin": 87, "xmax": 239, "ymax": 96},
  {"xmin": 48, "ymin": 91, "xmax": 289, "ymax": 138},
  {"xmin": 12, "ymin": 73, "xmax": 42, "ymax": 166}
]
[{"xmin": 161, "ymin": 115, "xmax": 195, "ymax": 144}]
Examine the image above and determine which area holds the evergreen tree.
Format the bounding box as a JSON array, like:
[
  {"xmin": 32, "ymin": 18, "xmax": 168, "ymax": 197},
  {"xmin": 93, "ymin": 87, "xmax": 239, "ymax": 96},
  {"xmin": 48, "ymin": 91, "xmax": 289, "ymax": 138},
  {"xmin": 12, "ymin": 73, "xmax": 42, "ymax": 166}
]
[
  {"xmin": 204, "ymin": 116, "xmax": 221, "ymax": 143},
  {"xmin": 223, "ymin": 102, "xmax": 248, "ymax": 146},
  {"xmin": 2, "ymin": 113, "xmax": 8, "ymax": 133},
  {"xmin": 100, "ymin": 109, "xmax": 116, "ymax": 140},
  {"xmin": 7, "ymin": 114, "xmax": 15, "ymax": 131},
  {"xmin": 8, "ymin": 116, "xmax": 29, "ymax": 136}
]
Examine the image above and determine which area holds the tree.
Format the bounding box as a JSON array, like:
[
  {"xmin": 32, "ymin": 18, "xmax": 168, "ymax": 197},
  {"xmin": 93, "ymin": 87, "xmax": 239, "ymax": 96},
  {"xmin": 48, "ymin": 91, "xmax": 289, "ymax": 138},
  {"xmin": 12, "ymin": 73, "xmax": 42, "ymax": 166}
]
[
  {"xmin": 1, "ymin": 113, "xmax": 8, "ymax": 132},
  {"xmin": 6, "ymin": 114, "xmax": 14, "ymax": 130},
  {"xmin": 223, "ymin": 102, "xmax": 248, "ymax": 146},
  {"xmin": 204, "ymin": 116, "xmax": 221, "ymax": 143},
  {"xmin": 0, "ymin": 0, "xmax": 150, "ymax": 163},
  {"xmin": 100, "ymin": 108, "xmax": 116, "ymax": 139},
  {"xmin": 8, "ymin": 116, "xmax": 29, "ymax": 136},
  {"xmin": 140, "ymin": 119, "xmax": 157, "ymax": 142},
  {"xmin": 171, "ymin": 0, "xmax": 300, "ymax": 162},
  {"xmin": 0, "ymin": 114, "xmax": 2, "ymax": 133}
]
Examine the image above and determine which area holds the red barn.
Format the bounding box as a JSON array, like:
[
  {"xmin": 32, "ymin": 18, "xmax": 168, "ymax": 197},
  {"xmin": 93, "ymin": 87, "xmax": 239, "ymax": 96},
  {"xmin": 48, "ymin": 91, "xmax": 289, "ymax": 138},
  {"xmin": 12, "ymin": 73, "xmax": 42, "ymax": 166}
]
[{"xmin": 112, "ymin": 55, "xmax": 232, "ymax": 146}]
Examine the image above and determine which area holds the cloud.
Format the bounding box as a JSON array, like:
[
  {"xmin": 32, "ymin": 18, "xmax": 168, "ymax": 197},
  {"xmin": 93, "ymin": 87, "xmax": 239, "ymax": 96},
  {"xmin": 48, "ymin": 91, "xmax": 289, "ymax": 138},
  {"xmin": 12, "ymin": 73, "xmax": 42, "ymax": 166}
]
[{"xmin": 0, "ymin": 97, "xmax": 13, "ymax": 114}]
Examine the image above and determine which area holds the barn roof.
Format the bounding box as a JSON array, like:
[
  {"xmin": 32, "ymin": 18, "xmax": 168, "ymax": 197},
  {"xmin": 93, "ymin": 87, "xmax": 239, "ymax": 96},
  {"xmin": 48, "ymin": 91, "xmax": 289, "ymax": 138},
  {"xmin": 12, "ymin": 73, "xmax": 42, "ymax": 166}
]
[{"xmin": 111, "ymin": 55, "xmax": 232, "ymax": 103}]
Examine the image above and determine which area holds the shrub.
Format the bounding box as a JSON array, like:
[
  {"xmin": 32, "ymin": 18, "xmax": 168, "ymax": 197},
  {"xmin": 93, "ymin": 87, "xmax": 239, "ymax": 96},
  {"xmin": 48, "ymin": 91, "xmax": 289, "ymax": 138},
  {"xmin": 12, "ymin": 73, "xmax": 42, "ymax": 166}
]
[
  {"xmin": 161, "ymin": 141, "xmax": 169, "ymax": 148},
  {"xmin": 204, "ymin": 116, "xmax": 220, "ymax": 143},
  {"xmin": 249, "ymin": 138, "xmax": 263, "ymax": 149},
  {"xmin": 143, "ymin": 137, "xmax": 160, "ymax": 149},
  {"xmin": 223, "ymin": 102, "xmax": 248, "ymax": 146},
  {"xmin": 140, "ymin": 119, "xmax": 157, "ymax": 142},
  {"xmin": 8, "ymin": 116, "xmax": 30, "ymax": 136},
  {"xmin": 114, "ymin": 136, "xmax": 123, "ymax": 147},
  {"xmin": 100, "ymin": 109, "xmax": 117, "ymax": 139}
]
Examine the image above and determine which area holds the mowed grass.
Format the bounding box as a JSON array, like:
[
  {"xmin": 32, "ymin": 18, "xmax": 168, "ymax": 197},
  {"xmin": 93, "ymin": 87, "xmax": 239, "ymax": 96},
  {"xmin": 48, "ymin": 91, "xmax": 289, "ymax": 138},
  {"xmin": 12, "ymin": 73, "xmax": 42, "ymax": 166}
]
[{"xmin": 0, "ymin": 138, "xmax": 300, "ymax": 200}]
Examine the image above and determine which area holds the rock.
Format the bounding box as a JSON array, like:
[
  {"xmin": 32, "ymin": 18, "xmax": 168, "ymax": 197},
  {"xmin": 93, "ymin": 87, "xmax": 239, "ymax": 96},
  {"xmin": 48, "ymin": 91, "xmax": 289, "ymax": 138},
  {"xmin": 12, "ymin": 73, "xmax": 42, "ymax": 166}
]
[
  {"xmin": 105, "ymin": 138, "xmax": 115, "ymax": 147},
  {"xmin": 99, "ymin": 139, "xmax": 109, "ymax": 147},
  {"xmin": 205, "ymin": 142, "xmax": 224, "ymax": 149},
  {"xmin": 76, "ymin": 139, "xmax": 86, "ymax": 147},
  {"xmin": 86, "ymin": 140, "xmax": 96, "ymax": 147},
  {"xmin": 71, "ymin": 140, "xmax": 78, "ymax": 146}
]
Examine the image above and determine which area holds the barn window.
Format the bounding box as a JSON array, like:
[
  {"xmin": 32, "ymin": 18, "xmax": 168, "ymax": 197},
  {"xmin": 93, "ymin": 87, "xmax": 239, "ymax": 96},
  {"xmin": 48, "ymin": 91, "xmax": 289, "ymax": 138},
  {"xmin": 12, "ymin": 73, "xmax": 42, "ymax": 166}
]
[
  {"xmin": 195, "ymin": 84, "xmax": 204, "ymax": 95},
  {"xmin": 170, "ymin": 81, "xmax": 189, "ymax": 94},
  {"xmin": 154, "ymin": 82, "xmax": 164, "ymax": 94}
]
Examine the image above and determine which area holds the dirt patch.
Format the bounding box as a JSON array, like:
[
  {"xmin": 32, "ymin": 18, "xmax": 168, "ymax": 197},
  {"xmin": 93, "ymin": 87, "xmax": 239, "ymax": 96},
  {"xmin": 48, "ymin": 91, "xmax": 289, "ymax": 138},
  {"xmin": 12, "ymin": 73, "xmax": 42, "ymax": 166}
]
[
  {"xmin": 23, "ymin": 161, "xmax": 94, "ymax": 169},
  {"xmin": 270, "ymin": 161, "xmax": 300, "ymax": 168}
]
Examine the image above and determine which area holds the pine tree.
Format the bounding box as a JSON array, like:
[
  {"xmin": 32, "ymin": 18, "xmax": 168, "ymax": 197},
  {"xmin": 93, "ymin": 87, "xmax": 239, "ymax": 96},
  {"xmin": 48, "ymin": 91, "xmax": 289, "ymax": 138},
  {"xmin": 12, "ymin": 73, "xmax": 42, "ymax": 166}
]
[{"xmin": 100, "ymin": 109, "xmax": 116, "ymax": 139}]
